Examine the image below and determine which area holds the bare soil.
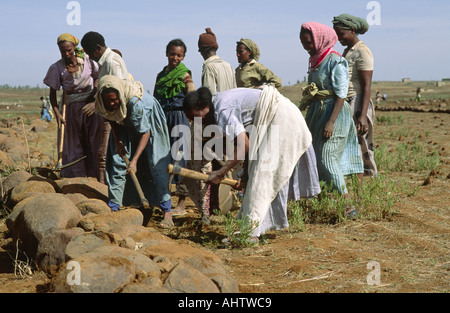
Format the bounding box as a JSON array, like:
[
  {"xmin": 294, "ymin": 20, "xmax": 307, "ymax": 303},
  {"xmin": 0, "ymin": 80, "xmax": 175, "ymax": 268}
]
[{"xmin": 0, "ymin": 83, "xmax": 448, "ymax": 293}]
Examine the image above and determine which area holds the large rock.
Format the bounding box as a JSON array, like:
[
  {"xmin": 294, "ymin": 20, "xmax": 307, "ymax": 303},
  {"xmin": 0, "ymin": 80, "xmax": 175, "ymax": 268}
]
[
  {"xmin": 113, "ymin": 225, "xmax": 174, "ymax": 249},
  {"xmin": 143, "ymin": 238, "xmax": 223, "ymax": 265},
  {"xmin": 0, "ymin": 170, "xmax": 32, "ymax": 199},
  {"xmin": 0, "ymin": 136, "xmax": 27, "ymax": 163},
  {"xmin": 163, "ymin": 261, "xmax": 220, "ymax": 293},
  {"xmin": 56, "ymin": 177, "xmax": 108, "ymax": 202},
  {"xmin": 9, "ymin": 193, "xmax": 82, "ymax": 257},
  {"xmin": 76, "ymin": 199, "xmax": 111, "ymax": 216},
  {"xmin": 78, "ymin": 209, "xmax": 143, "ymax": 232},
  {"xmin": 65, "ymin": 193, "xmax": 89, "ymax": 206},
  {"xmin": 5, "ymin": 196, "xmax": 35, "ymax": 231},
  {"xmin": 65, "ymin": 231, "xmax": 118, "ymax": 261},
  {"xmin": 0, "ymin": 150, "xmax": 15, "ymax": 169},
  {"xmin": 10, "ymin": 180, "xmax": 56, "ymax": 204},
  {"xmin": 51, "ymin": 245, "xmax": 160, "ymax": 293},
  {"xmin": 185, "ymin": 256, "xmax": 239, "ymax": 293},
  {"xmin": 36, "ymin": 227, "xmax": 85, "ymax": 274},
  {"xmin": 121, "ymin": 276, "xmax": 177, "ymax": 293}
]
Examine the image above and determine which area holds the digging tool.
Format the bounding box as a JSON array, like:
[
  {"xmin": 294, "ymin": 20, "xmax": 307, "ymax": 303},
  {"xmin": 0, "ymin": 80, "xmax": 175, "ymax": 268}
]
[
  {"xmin": 203, "ymin": 147, "xmax": 239, "ymax": 214},
  {"xmin": 168, "ymin": 150, "xmax": 184, "ymax": 192},
  {"xmin": 56, "ymin": 91, "xmax": 67, "ymax": 170},
  {"xmin": 167, "ymin": 163, "xmax": 240, "ymax": 189},
  {"xmin": 122, "ymin": 154, "xmax": 150, "ymax": 209},
  {"xmin": 52, "ymin": 156, "xmax": 87, "ymax": 172}
]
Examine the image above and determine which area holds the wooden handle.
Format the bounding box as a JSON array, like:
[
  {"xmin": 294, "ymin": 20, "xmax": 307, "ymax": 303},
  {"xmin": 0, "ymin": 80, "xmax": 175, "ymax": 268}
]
[
  {"xmin": 57, "ymin": 92, "xmax": 67, "ymax": 167},
  {"xmin": 167, "ymin": 164, "xmax": 239, "ymax": 188},
  {"xmin": 123, "ymin": 155, "xmax": 150, "ymax": 209}
]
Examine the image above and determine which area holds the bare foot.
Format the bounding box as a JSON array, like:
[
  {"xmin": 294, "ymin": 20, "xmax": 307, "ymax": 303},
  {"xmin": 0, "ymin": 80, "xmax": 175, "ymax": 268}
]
[
  {"xmin": 172, "ymin": 198, "xmax": 187, "ymax": 216},
  {"xmin": 160, "ymin": 212, "xmax": 174, "ymax": 228}
]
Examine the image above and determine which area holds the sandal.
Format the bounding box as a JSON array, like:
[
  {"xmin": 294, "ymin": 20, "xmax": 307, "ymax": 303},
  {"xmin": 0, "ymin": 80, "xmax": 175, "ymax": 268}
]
[
  {"xmin": 159, "ymin": 218, "xmax": 174, "ymax": 229},
  {"xmin": 345, "ymin": 207, "xmax": 359, "ymax": 219},
  {"xmin": 171, "ymin": 208, "xmax": 187, "ymax": 217}
]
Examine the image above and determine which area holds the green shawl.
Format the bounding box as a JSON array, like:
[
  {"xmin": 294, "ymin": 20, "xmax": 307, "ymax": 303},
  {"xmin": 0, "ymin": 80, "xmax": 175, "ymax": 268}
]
[
  {"xmin": 155, "ymin": 63, "xmax": 191, "ymax": 99},
  {"xmin": 299, "ymin": 82, "xmax": 336, "ymax": 111}
]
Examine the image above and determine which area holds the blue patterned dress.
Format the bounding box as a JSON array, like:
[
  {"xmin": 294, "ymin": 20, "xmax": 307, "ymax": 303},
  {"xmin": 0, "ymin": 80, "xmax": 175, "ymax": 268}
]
[
  {"xmin": 305, "ymin": 53, "xmax": 363, "ymax": 194},
  {"xmin": 105, "ymin": 91, "xmax": 172, "ymax": 211}
]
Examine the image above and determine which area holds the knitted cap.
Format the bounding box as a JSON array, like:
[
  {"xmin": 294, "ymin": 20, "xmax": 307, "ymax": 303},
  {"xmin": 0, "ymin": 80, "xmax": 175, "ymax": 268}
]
[{"xmin": 198, "ymin": 28, "xmax": 219, "ymax": 52}]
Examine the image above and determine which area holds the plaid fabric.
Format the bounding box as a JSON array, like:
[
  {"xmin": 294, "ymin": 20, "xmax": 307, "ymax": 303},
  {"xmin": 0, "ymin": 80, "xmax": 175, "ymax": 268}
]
[{"xmin": 301, "ymin": 22, "xmax": 340, "ymax": 70}]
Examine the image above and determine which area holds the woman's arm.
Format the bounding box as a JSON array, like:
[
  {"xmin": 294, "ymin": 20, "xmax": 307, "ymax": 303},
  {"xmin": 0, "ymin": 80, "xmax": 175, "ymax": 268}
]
[
  {"xmin": 110, "ymin": 121, "xmax": 126, "ymax": 157},
  {"xmin": 259, "ymin": 64, "xmax": 282, "ymax": 89},
  {"xmin": 49, "ymin": 87, "xmax": 65, "ymax": 127},
  {"xmin": 206, "ymin": 131, "xmax": 248, "ymax": 185},
  {"xmin": 128, "ymin": 131, "xmax": 151, "ymax": 174},
  {"xmin": 183, "ymin": 72, "xmax": 196, "ymax": 94},
  {"xmin": 356, "ymin": 70, "xmax": 373, "ymax": 135}
]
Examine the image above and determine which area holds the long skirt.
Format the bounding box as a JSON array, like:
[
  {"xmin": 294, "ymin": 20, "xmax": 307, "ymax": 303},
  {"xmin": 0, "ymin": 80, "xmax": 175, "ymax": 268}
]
[
  {"xmin": 347, "ymin": 95, "xmax": 378, "ymax": 177},
  {"xmin": 252, "ymin": 145, "xmax": 320, "ymax": 237},
  {"xmin": 60, "ymin": 101, "xmax": 104, "ymax": 178},
  {"xmin": 305, "ymin": 98, "xmax": 364, "ymax": 194},
  {"xmin": 164, "ymin": 109, "xmax": 190, "ymax": 194}
]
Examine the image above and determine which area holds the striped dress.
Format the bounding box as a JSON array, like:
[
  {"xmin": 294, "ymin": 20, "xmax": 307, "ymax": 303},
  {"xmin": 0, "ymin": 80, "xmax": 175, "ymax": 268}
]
[{"xmin": 305, "ymin": 53, "xmax": 363, "ymax": 194}]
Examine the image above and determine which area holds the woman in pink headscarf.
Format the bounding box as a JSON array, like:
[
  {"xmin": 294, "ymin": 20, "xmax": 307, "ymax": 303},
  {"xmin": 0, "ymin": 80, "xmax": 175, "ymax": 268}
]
[{"xmin": 299, "ymin": 22, "xmax": 363, "ymax": 218}]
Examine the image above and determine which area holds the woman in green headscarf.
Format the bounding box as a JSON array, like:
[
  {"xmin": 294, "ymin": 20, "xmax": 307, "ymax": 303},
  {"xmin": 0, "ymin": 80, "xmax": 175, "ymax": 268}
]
[
  {"xmin": 333, "ymin": 14, "xmax": 378, "ymax": 179},
  {"xmin": 235, "ymin": 38, "xmax": 282, "ymax": 89}
]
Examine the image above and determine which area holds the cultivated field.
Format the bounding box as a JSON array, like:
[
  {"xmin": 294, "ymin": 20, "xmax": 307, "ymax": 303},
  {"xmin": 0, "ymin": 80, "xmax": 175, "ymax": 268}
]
[{"xmin": 0, "ymin": 82, "xmax": 448, "ymax": 293}]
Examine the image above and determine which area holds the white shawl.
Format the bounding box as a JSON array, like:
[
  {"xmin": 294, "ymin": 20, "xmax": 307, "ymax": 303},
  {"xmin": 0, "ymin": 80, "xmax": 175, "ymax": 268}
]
[{"xmin": 239, "ymin": 85, "xmax": 312, "ymax": 229}]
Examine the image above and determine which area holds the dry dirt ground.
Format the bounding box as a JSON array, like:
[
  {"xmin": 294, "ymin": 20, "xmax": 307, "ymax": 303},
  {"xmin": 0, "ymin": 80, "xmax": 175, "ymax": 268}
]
[{"xmin": 0, "ymin": 83, "xmax": 448, "ymax": 293}]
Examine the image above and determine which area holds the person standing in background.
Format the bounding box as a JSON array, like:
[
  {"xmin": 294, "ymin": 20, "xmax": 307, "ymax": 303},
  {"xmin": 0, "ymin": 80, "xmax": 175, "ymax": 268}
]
[
  {"xmin": 153, "ymin": 39, "xmax": 195, "ymax": 217},
  {"xmin": 235, "ymin": 38, "xmax": 282, "ymax": 89},
  {"xmin": 178, "ymin": 28, "xmax": 238, "ymax": 224},
  {"xmin": 43, "ymin": 33, "xmax": 103, "ymax": 179},
  {"xmin": 333, "ymin": 13, "xmax": 378, "ymax": 178},
  {"xmin": 299, "ymin": 22, "xmax": 363, "ymax": 218},
  {"xmin": 81, "ymin": 31, "xmax": 131, "ymax": 184}
]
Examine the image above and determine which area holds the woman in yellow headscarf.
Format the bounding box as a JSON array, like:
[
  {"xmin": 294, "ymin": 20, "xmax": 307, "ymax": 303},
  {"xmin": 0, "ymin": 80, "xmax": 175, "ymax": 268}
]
[
  {"xmin": 43, "ymin": 33, "xmax": 104, "ymax": 180},
  {"xmin": 235, "ymin": 38, "xmax": 282, "ymax": 89}
]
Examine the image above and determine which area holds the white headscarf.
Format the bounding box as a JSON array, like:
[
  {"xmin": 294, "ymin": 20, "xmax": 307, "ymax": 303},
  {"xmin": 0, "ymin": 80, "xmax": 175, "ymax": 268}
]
[{"xmin": 95, "ymin": 75, "xmax": 144, "ymax": 123}]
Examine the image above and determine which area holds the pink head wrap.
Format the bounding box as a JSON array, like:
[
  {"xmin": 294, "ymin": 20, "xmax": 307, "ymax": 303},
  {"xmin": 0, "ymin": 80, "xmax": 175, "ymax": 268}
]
[{"xmin": 301, "ymin": 22, "xmax": 340, "ymax": 70}]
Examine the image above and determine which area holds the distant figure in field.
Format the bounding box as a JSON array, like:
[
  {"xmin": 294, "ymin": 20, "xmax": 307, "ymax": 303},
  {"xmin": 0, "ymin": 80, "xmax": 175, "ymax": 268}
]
[
  {"xmin": 375, "ymin": 90, "xmax": 382, "ymax": 104},
  {"xmin": 40, "ymin": 96, "xmax": 54, "ymax": 119},
  {"xmin": 333, "ymin": 13, "xmax": 378, "ymax": 178},
  {"xmin": 40, "ymin": 103, "xmax": 52, "ymax": 122},
  {"xmin": 415, "ymin": 87, "xmax": 422, "ymax": 102}
]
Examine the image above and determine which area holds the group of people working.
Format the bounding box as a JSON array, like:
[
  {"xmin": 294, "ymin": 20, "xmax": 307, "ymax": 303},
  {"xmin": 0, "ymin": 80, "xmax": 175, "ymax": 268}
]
[{"xmin": 43, "ymin": 13, "xmax": 377, "ymax": 241}]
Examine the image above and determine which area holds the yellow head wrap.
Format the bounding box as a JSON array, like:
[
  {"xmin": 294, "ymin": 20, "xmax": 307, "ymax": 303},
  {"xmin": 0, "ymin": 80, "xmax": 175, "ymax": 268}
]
[
  {"xmin": 57, "ymin": 33, "xmax": 85, "ymax": 58},
  {"xmin": 237, "ymin": 38, "xmax": 260, "ymax": 61}
]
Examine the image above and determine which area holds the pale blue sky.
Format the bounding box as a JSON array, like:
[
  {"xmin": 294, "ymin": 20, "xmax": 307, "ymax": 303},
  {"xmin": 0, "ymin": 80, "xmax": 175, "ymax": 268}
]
[{"xmin": 0, "ymin": 0, "xmax": 449, "ymax": 90}]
